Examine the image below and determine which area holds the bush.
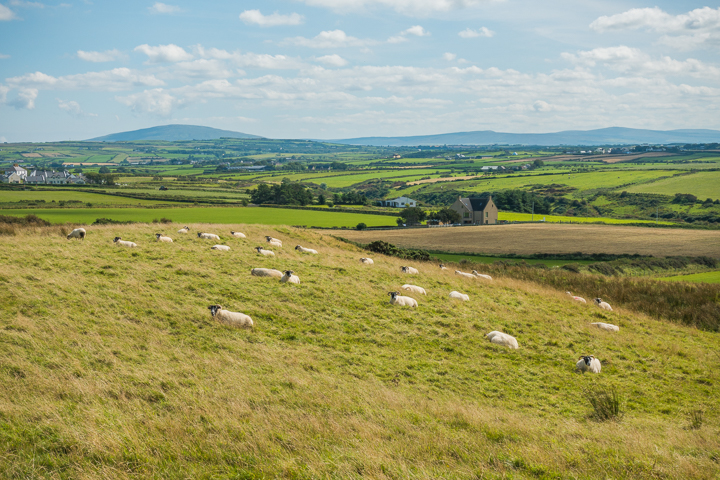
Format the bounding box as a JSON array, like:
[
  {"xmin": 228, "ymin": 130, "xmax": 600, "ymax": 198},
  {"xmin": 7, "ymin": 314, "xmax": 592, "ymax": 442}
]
[
  {"xmin": 92, "ymin": 218, "xmax": 132, "ymax": 225},
  {"xmin": 365, "ymin": 240, "xmax": 430, "ymax": 261},
  {"xmin": 586, "ymin": 387, "xmax": 623, "ymax": 421},
  {"xmin": 356, "ymin": 222, "xmax": 367, "ymax": 231}
]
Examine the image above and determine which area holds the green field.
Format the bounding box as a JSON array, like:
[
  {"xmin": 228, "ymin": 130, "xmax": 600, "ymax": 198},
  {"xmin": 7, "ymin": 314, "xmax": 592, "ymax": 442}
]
[
  {"xmin": 0, "ymin": 190, "xmax": 173, "ymax": 206},
  {"xmin": 625, "ymin": 171, "xmax": 720, "ymax": 199},
  {"xmin": 499, "ymin": 212, "xmax": 675, "ymax": 225},
  {"xmin": 429, "ymin": 252, "xmax": 595, "ymax": 267},
  {"xmin": 658, "ymin": 270, "xmax": 720, "ymax": 283}
]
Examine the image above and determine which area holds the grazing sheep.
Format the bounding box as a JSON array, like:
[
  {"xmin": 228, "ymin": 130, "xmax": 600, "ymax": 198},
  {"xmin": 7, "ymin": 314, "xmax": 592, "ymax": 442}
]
[
  {"xmin": 281, "ymin": 270, "xmax": 300, "ymax": 284},
  {"xmin": 230, "ymin": 231, "xmax": 246, "ymax": 238},
  {"xmin": 439, "ymin": 264, "xmax": 447, "ymax": 270},
  {"xmin": 591, "ymin": 322, "xmax": 619, "ymax": 332},
  {"xmin": 211, "ymin": 245, "xmax": 230, "ymax": 251},
  {"xmin": 449, "ymin": 291, "xmax": 469, "ymax": 301},
  {"xmin": 265, "ymin": 236, "xmax": 282, "ymax": 247},
  {"xmin": 66, "ymin": 228, "xmax": 86, "ymax": 240},
  {"xmin": 566, "ymin": 291, "xmax": 587, "ymax": 304},
  {"xmin": 177, "ymin": 226, "xmax": 190, "ymax": 233},
  {"xmin": 255, "ymin": 246, "xmax": 275, "ymax": 257},
  {"xmin": 471, "ymin": 270, "xmax": 493, "ymax": 280},
  {"xmin": 402, "ymin": 284, "xmax": 427, "ymax": 295},
  {"xmin": 295, "ymin": 245, "xmax": 318, "ymax": 254},
  {"xmin": 485, "ymin": 331, "xmax": 519, "ymax": 349},
  {"xmin": 198, "ymin": 232, "xmax": 221, "ymax": 241},
  {"xmin": 455, "ymin": 270, "xmax": 476, "ymax": 280},
  {"xmin": 388, "ymin": 291, "xmax": 418, "ymax": 307},
  {"xmin": 155, "ymin": 233, "xmax": 173, "ymax": 243},
  {"xmin": 594, "ymin": 298, "xmax": 613, "ymax": 311},
  {"xmin": 360, "ymin": 257, "xmax": 374, "ymax": 265},
  {"xmin": 113, "ymin": 237, "xmax": 137, "ymax": 248},
  {"xmin": 251, "ymin": 268, "xmax": 283, "ymax": 278},
  {"xmin": 575, "ymin": 355, "xmax": 601, "ymax": 374},
  {"xmin": 401, "ymin": 266, "xmax": 419, "ymax": 274},
  {"xmin": 208, "ymin": 305, "xmax": 253, "ymax": 329}
]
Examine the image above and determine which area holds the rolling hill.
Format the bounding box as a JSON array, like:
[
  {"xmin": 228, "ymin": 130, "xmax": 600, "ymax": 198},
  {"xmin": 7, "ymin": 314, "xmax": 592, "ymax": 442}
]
[{"xmin": 87, "ymin": 124, "xmax": 263, "ymax": 142}]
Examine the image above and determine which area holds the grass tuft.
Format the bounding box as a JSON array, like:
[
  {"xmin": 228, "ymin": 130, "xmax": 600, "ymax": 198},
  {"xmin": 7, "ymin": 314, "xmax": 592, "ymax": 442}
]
[{"xmin": 585, "ymin": 386, "xmax": 623, "ymax": 421}]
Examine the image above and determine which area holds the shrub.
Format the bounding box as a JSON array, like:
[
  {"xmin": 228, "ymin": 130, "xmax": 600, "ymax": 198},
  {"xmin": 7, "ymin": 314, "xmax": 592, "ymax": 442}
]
[
  {"xmin": 561, "ymin": 263, "xmax": 581, "ymax": 273},
  {"xmin": 365, "ymin": 240, "xmax": 430, "ymax": 261},
  {"xmin": 586, "ymin": 387, "xmax": 622, "ymax": 421},
  {"xmin": 356, "ymin": 222, "xmax": 367, "ymax": 231},
  {"xmin": 92, "ymin": 218, "xmax": 132, "ymax": 225}
]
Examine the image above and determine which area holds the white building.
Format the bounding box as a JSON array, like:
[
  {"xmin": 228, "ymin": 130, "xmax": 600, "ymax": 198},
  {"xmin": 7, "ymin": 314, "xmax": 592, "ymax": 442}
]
[
  {"xmin": 379, "ymin": 196, "xmax": 417, "ymax": 208},
  {"xmin": 5, "ymin": 164, "xmax": 27, "ymax": 180}
]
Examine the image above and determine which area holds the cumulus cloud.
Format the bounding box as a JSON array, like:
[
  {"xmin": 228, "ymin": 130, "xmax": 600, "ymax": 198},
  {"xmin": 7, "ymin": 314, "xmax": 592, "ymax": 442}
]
[
  {"xmin": 282, "ymin": 30, "xmax": 374, "ymax": 48},
  {"xmin": 191, "ymin": 46, "xmax": 305, "ymax": 69},
  {"xmin": 296, "ymin": 0, "xmax": 495, "ymax": 16},
  {"xmin": 443, "ymin": 53, "xmax": 457, "ymax": 61},
  {"xmin": 134, "ymin": 44, "xmax": 193, "ymax": 63},
  {"xmin": 116, "ymin": 88, "xmax": 183, "ymax": 116},
  {"xmin": 149, "ymin": 2, "xmax": 181, "ymax": 14},
  {"xmin": 10, "ymin": 0, "xmax": 44, "ymax": 8},
  {"xmin": 6, "ymin": 68, "xmax": 164, "ymax": 91},
  {"xmin": 7, "ymin": 88, "xmax": 38, "ymax": 109},
  {"xmin": 239, "ymin": 9, "xmax": 304, "ymax": 27},
  {"xmin": 314, "ymin": 54, "xmax": 348, "ymax": 67},
  {"xmin": 458, "ymin": 27, "xmax": 494, "ymax": 38},
  {"xmin": 77, "ymin": 49, "xmax": 125, "ymax": 62},
  {"xmin": 388, "ymin": 25, "xmax": 430, "ymax": 43},
  {"xmin": 57, "ymin": 98, "xmax": 97, "ymax": 116},
  {"xmin": 0, "ymin": 4, "xmax": 17, "ymax": 20}
]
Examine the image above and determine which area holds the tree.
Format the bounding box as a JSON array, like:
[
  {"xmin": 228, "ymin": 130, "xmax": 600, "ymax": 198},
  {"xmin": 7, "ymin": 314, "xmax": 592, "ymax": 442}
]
[
  {"xmin": 317, "ymin": 194, "xmax": 326, "ymax": 205},
  {"xmin": 430, "ymin": 207, "xmax": 461, "ymax": 224},
  {"xmin": 399, "ymin": 207, "xmax": 427, "ymax": 225},
  {"xmin": 533, "ymin": 159, "xmax": 545, "ymax": 168},
  {"xmin": 99, "ymin": 166, "xmax": 111, "ymax": 174},
  {"xmin": 356, "ymin": 222, "xmax": 367, "ymax": 230}
]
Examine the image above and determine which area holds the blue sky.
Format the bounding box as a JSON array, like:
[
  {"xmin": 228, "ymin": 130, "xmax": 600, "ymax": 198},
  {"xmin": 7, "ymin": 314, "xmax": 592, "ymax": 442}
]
[{"xmin": 0, "ymin": 0, "xmax": 719, "ymax": 142}]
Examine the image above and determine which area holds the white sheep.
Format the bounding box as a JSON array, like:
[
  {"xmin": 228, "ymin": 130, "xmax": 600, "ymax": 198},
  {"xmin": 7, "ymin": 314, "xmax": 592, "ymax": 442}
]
[
  {"xmin": 471, "ymin": 270, "xmax": 493, "ymax": 280},
  {"xmin": 295, "ymin": 245, "xmax": 318, "ymax": 254},
  {"xmin": 265, "ymin": 236, "xmax": 282, "ymax": 247},
  {"xmin": 198, "ymin": 232, "xmax": 221, "ymax": 241},
  {"xmin": 594, "ymin": 298, "xmax": 613, "ymax": 311},
  {"xmin": 155, "ymin": 233, "xmax": 173, "ymax": 243},
  {"xmin": 402, "ymin": 284, "xmax": 426, "ymax": 295},
  {"xmin": 567, "ymin": 292, "xmax": 587, "ymax": 304},
  {"xmin": 255, "ymin": 246, "xmax": 275, "ymax": 256},
  {"xmin": 401, "ymin": 266, "xmax": 419, "ymax": 274},
  {"xmin": 455, "ymin": 270, "xmax": 476, "ymax": 280},
  {"xmin": 230, "ymin": 231, "xmax": 246, "ymax": 238},
  {"xmin": 575, "ymin": 355, "xmax": 601, "ymax": 374},
  {"xmin": 251, "ymin": 268, "xmax": 283, "ymax": 278},
  {"xmin": 485, "ymin": 331, "xmax": 519, "ymax": 349},
  {"xmin": 439, "ymin": 264, "xmax": 447, "ymax": 270},
  {"xmin": 591, "ymin": 322, "xmax": 619, "ymax": 332},
  {"xmin": 281, "ymin": 270, "xmax": 300, "ymax": 284},
  {"xmin": 211, "ymin": 245, "xmax": 230, "ymax": 251},
  {"xmin": 388, "ymin": 291, "xmax": 418, "ymax": 307},
  {"xmin": 208, "ymin": 305, "xmax": 253, "ymax": 329},
  {"xmin": 360, "ymin": 257, "xmax": 374, "ymax": 265},
  {"xmin": 449, "ymin": 291, "xmax": 469, "ymax": 301},
  {"xmin": 177, "ymin": 226, "xmax": 190, "ymax": 233},
  {"xmin": 66, "ymin": 228, "xmax": 86, "ymax": 240},
  {"xmin": 113, "ymin": 237, "xmax": 137, "ymax": 248}
]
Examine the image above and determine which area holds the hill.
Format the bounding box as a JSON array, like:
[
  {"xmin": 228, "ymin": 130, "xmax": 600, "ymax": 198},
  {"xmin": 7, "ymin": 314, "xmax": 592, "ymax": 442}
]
[
  {"xmin": 0, "ymin": 223, "xmax": 718, "ymax": 478},
  {"xmin": 332, "ymin": 127, "xmax": 720, "ymax": 146},
  {"xmin": 87, "ymin": 124, "xmax": 263, "ymax": 142}
]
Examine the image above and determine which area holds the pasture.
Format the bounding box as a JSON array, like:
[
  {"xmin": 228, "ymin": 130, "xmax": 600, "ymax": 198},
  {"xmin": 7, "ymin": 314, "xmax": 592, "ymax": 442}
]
[
  {"xmin": 658, "ymin": 270, "xmax": 720, "ymax": 284},
  {"xmin": 0, "ymin": 190, "xmax": 173, "ymax": 206},
  {"xmin": 625, "ymin": 171, "xmax": 720, "ymax": 199}
]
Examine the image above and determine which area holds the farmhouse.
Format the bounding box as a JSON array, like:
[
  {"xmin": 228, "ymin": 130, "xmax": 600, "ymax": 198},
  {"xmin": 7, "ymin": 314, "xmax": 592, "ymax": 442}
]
[
  {"xmin": 450, "ymin": 195, "xmax": 498, "ymax": 225},
  {"xmin": 1, "ymin": 172, "xmax": 23, "ymax": 183},
  {"xmin": 5, "ymin": 164, "xmax": 28, "ymax": 180},
  {"xmin": 379, "ymin": 196, "xmax": 417, "ymax": 208}
]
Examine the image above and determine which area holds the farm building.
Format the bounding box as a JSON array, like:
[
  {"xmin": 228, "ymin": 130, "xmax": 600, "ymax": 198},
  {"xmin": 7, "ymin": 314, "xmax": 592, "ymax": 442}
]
[
  {"xmin": 379, "ymin": 196, "xmax": 417, "ymax": 208},
  {"xmin": 1, "ymin": 172, "xmax": 23, "ymax": 183},
  {"xmin": 5, "ymin": 164, "xmax": 28, "ymax": 180},
  {"xmin": 450, "ymin": 196, "xmax": 498, "ymax": 225}
]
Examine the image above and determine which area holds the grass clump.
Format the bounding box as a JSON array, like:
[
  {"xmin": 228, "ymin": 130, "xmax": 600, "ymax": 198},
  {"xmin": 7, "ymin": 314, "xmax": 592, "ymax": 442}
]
[
  {"xmin": 585, "ymin": 386, "xmax": 623, "ymax": 421},
  {"xmin": 688, "ymin": 409, "xmax": 704, "ymax": 430}
]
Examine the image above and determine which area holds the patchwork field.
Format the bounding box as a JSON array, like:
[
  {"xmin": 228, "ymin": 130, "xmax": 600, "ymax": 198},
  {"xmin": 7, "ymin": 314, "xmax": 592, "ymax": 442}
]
[
  {"xmin": 336, "ymin": 224, "xmax": 720, "ymax": 257},
  {"xmin": 658, "ymin": 270, "xmax": 720, "ymax": 284},
  {"xmin": 0, "ymin": 190, "xmax": 174, "ymax": 206},
  {"xmin": 625, "ymin": 171, "xmax": 720, "ymax": 199}
]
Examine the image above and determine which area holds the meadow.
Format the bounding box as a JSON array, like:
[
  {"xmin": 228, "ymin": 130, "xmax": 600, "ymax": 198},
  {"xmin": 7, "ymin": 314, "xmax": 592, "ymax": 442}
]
[
  {"xmin": 625, "ymin": 170, "xmax": 720, "ymax": 199},
  {"xmin": 0, "ymin": 190, "xmax": 173, "ymax": 206},
  {"xmin": 0, "ymin": 223, "xmax": 717, "ymax": 478},
  {"xmin": 658, "ymin": 270, "xmax": 720, "ymax": 284}
]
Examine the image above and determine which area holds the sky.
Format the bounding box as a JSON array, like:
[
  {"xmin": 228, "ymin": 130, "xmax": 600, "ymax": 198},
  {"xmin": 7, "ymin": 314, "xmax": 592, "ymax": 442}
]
[{"xmin": 0, "ymin": 0, "xmax": 719, "ymax": 142}]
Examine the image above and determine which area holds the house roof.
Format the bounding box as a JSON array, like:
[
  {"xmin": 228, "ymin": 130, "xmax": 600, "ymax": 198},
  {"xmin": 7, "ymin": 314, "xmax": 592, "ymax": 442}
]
[{"xmin": 458, "ymin": 196, "xmax": 492, "ymax": 211}]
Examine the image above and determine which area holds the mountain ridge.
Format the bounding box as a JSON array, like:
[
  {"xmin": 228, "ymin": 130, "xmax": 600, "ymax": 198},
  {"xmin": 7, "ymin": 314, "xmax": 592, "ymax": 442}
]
[{"xmin": 87, "ymin": 124, "xmax": 263, "ymax": 142}]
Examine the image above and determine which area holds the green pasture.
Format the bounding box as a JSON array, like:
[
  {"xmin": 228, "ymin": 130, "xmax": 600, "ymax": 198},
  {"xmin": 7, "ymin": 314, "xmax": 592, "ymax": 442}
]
[
  {"xmin": 498, "ymin": 212, "xmax": 675, "ymax": 225},
  {"xmin": 625, "ymin": 171, "xmax": 720, "ymax": 199},
  {"xmin": 109, "ymin": 187, "xmax": 249, "ymax": 199},
  {"xmin": 0, "ymin": 190, "xmax": 172, "ymax": 206},
  {"xmin": 430, "ymin": 252, "xmax": 595, "ymax": 267},
  {"xmin": 657, "ymin": 271, "xmax": 720, "ymax": 284}
]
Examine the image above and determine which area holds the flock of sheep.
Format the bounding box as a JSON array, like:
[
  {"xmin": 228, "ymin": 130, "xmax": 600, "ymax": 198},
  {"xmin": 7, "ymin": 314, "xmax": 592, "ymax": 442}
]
[{"xmin": 66, "ymin": 225, "xmax": 618, "ymax": 374}]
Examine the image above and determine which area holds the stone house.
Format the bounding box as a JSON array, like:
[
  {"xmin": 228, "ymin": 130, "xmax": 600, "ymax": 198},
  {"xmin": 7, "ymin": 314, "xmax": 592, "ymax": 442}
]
[{"xmin": 450, "ymin": 196, "xmax": 498, "ymax": 225}]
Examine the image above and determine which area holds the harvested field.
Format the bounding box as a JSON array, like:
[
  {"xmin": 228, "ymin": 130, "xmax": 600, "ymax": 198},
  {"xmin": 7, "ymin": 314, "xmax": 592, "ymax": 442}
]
[{"xmin": 334, "ymin": 223, "xmax": 720, "ymax": 257}]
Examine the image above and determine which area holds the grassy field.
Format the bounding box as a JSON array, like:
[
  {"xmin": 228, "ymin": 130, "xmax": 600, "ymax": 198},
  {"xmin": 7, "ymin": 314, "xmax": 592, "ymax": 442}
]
[
  {"xmin": 0, "ymin": 223, "xmax": 717, "ymax": 478},
  {"xmin": 336, "ymin": 223, "xmax": 720, "ymax": 257},
  {"xmin": 657, "ymin": 270, "xmax": 720, "ymax": 283},
  {"xmin": 0, "ymin": 190, "xmax": 174, "ymax": 206},
  {"xmin": 625, "ymin": 171, "xmax": 720, "ymax": 199},
  {"xmin": 0, "ymin": 207, "xmax": 397, "ymax": 227},
  {"xmin": 430, "ymin": 252, "xmax": 595, "ymax": 267},
  {"xmin": 499, "ymin": 212, "xmax": 675, "ymax": 225}
]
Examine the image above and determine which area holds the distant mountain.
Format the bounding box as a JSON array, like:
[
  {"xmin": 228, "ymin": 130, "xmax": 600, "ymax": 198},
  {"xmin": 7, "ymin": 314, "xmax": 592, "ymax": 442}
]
[
  {"xmin": 331, "ymin": 127, "xmax": 720, "ymax": 147},
  {"xmin": 87, "ymin": 124, "xmax": 263, "ymax": 142}
]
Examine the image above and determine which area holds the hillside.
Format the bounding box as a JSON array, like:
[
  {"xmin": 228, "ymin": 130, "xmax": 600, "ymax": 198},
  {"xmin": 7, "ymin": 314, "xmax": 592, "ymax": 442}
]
[
  {"xmin": 333, "ymin": 127, "xmax": 720, "ymax": 146},
  {"xmin": 0, "ymin": 223, "xmax": 718, "ymax": 478},
  {"xmin": 87, "ymin": 124, "xmax": 263, "ymax": 142}
]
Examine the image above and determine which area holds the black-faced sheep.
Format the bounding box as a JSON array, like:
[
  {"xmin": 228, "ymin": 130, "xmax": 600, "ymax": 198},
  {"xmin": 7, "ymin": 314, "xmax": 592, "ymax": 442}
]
[
  {"xmin": 295, "ymin": 245, "xmax": 318, "ymax": 254},
  {"xmin": 255, "ymin": 246, "xmax": 275, "ymax": 256},
  {"xmin": 401, "ymin": 266, "xmax": 419, "ymax": 274},
  {"xmin": 211, "ymin": 245, "xmax": 230, "ymax": 251},
  {"xmin": 198, "ymin": 232, "xmax": 220, "ymax": 240},
  {"xmin": 208, "ymin": 305, "xmax": 253, "ymax": 329},
  {"xmin": 155, "ymin": 233, "xmax": 173, "ymax": 243},
  {"xmin": 455, "ymin": 270, "xmax": 476, "ymax": 280},
  {"xmin": 591, "ymin": 322, "xmax": 619, "ymax": 332},
  {"xmin": 401, "ymin": 284, "xmax": 426, "ymax": 295},
  {"xmin": 265, "ymin": 236, "xmax": 282, "ymax": 247},
  {"xmin": 113, "ymin": 237, "xmax": 137, "ymax": 248},
  {"xmin": 439, "ymin": 264, "xmax": 447, "ymax": 270},
  {"xmin": 177, "ymin": 226, "xmax": 190, "ymax": 233},
  {"xmin": 67, "ymin": 228, "xmax": 86, "ymax": 240},
  {"xmin": 388, "ymin": 291, "xmax": 418, "ymax": 307},
  {"xmin": 485, "ymin": 331, "xmax": 519, "ymax": 349},
  {"xmin": 449, "ymin": 291, "xmax": 469, "ymax": 301},
  {"xmin": 251, "ymin": 268, "xmax": 283, "ymax": 278},
  {"xmin": 230, "ymin": 231, "xmax": 246, "ymax": 238},
  {"xmin": 360, "ymin": 257, "xmax": 374, "ymax": 265},
  {"xmin": 575, "ymin": 355, "xmax": 601, "ymax": 373},
  {"xmin": 594, "ymin": 298, "xmax": 613, "ymax": 311},
  {"xmin": 281, "ymin": 270, "xmax": 300, "ymax": 284},
  {"xmin": 471, "ymin": 270, "xmax": 493, "ymax": 280}
]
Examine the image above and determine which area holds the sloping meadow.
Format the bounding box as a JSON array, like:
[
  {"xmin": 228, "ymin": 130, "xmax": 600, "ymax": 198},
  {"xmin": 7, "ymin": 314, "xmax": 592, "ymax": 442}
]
[{"xmin": 0, "ymin": 224, "xmax": 718, "ymax": 479}]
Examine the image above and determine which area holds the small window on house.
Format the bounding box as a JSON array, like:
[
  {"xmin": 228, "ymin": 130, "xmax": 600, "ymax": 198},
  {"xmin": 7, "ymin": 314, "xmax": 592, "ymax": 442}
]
[
  {"xmin": 486, "ymin": 212, "xmax": 488, "ymax": 218},
  {"xmin": 464, "ymin": 212, "xmax": 469, "ymax": 218}
]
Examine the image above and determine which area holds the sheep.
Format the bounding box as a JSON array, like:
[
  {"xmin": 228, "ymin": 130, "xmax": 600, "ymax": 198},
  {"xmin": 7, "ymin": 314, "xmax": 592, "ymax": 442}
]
[
  {"xmin": 211, "ymin": 245, "xmax": 230, "ymax": 251},
  {"xmin": 265, "ymin": 236, "xmax": 282, "ymax": 247},
  {"xmin": 485, "ymin": 331, "xmax": 519, "ymax": 349},
  {"xmin": 66, "ymin": 228, "xmax": 86, "ymax": 240},
  {"xmin": 566, "ymin": 291, "xmax": 587, "ymax": 304},
  {"xmin": 455, "ymin": 270, "xmax": 476, "ymax": 280},
  {"xmin": 449, "ymin": 291, "xmax": 469, "ymax": 301},
  {"xmin": 281, "ymin": 270, "xmax": 300, "ymax": 284},
  {"xmin": 439, "ymin": 264, "xmax": 447, "ymax": 270},
  {"xmin": 360, "ymin": 257, "xmax": 374, "ymax": 265},
  {"xmin": 401, "ymin": 266, "xmax": 419, "ymax": 274},
  {"xmin": 208, "ymin": 305, "xmax": 253, "ymax": 329},
  {"xmin": 591, "ymin": 322, "xmax": 619, "ymax": 332},
  {"xmin": 471, "ymin": 270, "xmax": 493, "ymax": 280},
  {"xmin": 295, "ymin": 245, "xmax": 318, "ymax": 254},
  {"xmin": 155, "ymin": 233, "xmax": 173, "ymax": 243},
  {"xmin": 230, "ymin": 231, "xmax": 246, "ymax": 238},
  {"xmin": 594, "ymin": 298, "xmax": 613, "ymax": 311},
  {"xmin": 177, "ymin": 226, "xmax": 190, "ymax": 233},
  {"xmin": 575, "ymin": 355, "xmax": 601, "ymax": 374},
  {"xmin": 402, "ymin": 284, "xmax": 426, "ymax": 295},
  {"xmin": 255, "ymin": 246, "xmax": 275, "ymax": 257},
  {"xmin": 113, "ymin": 237, "xmax": 137, "ymax": 248},
  {"xmin": 251, "ymin": 268, "xmax": 283, "ymax": 278},
  {"xmin": 388, "ymin": 291, "xmax": 418, "ymax": 307},
  {"xmin": 198, "ymin": 232, "xmax": 221, "ymax": 241}
]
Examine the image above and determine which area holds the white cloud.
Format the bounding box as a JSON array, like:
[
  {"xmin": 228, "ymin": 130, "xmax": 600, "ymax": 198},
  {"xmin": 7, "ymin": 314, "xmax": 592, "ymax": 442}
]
[
  {"xmin": 282, "ymin": 30, "xmax": 374, "ymax": 48},
  {"xmin": 134, "ymin": 44, "xmax": 193, "ymax": 63},
  {"xmin": 239, "ymin": 9, "xmax": 304, "ymax": 27},
  {"xmin": 314, "ymin": 54, "xmax": 348, "ymax": 67},
  {"xmin": 77, "ymin": 49, "xmax": 125, "ymax": 62},
  {"xmin": 6, "ymin": 68, "xmax": 164, "ymax": 91},
  {"xmin": 296, "ymin": 0, "xmax": 496, "ymax": 16},
  {"xmin": 9, "ymin": 0, "xmax": 44, "ymax": 8},
  {"xmin": 0, "ymin": 4, "xmax": 17, "ymax": 20},
  {"xmin": 0, "ymin": 53, "xmax": 9, "ymax": 59},
  {"xmin": 191, "ymin": 46, "xmax": 305, "ymax": 69},
  {"xmin": 116, "ymin": 88, "xmax": 183, "ymax": 116},
  {"xmin": 443, "ymin": 52, "xmax": 457, "ymax": 61},
  {"xmin": 458, "ymin": 27, "xmax": 494, "ymax": 38},
  {"xmin": 149, "ymin": 2, "xmax": 181, "ymax": 14},
  {"xmin": 404, "ymin": 25, "xmax": 429, "ymax": 36},
  {"xmin": 57, "ymin": 98, "xmax": 97, "ymax": 116},
  {"xmin": 7, "ymin": 88, "xmax": 38, "ymax": 109}
]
